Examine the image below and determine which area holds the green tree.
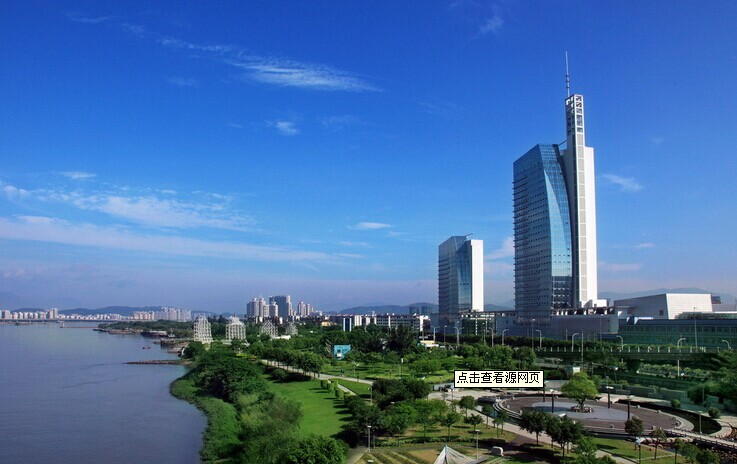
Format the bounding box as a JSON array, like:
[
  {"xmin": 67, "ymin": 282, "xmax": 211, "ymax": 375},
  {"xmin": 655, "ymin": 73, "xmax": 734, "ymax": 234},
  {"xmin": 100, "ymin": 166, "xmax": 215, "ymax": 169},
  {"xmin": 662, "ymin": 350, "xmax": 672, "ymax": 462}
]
[
  {"xmin": 649, "ymin": 427, "xmax": 667, "ymax": 459},
  {"xmin": 439, "ymin": 412, "xmax": 462, "ymax": 442},
  {"xmin": 624, "ymin": 417, "xmax": 644, "ymax": 440},
  {"xmin": 514, "ymin": 346, "xmax": 537, "ymax": 368},
  {"xmin": 519, "ymin": 409, "xmax": 548, "ymax": 444},
  {"xmin": 545, "ymin": 415, "xmax": 582, "ymax": 457},
  {"xmin": 285, "ymin": 435, "xmax": 347, "ymax": 464},
  {"xmin": 676, "ymin": 440, "xmax": 699, "ymax": 464},
  {"xmin": 183, "ymin": 341, "xmax": 207, "ymax": 359},
  {"xmin": 465, "ymin": 414, "xmax": 483, "ymax": 429},
  {"xmin": 386, "ymin": 324, "xmax": 417, "ymax": 354},
  {"xmin": 493, "ymin": 409, "xmax": 508, "ymax": 437},
  {"xmin": 481, "ymin": 404, "xmax": 495, "ymax": 428},
  {"xmin": 459, "ymin": 395, "xmax": 476, "ymax": 416},
  {"xmin": 381, "ymin": 403, "xmax": 416, "ymax": 436},
  {"xmin": 695, "ymin": 449, "xmax": 720, "ymax": 464},
  {"xmin": 561, "ymin": 372, "xmax": 599, "ymax": 410},
  {"xmin": 413, "ymin": 399, "xmax": 448, "ymax": 440}
]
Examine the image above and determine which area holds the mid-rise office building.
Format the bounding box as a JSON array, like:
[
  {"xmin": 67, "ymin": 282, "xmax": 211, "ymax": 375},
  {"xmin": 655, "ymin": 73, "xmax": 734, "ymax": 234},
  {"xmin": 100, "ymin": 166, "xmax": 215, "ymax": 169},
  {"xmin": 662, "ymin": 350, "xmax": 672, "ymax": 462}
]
[{"xmin": 438, "ymin": 236, "xmax": 484, "ymax": 325}]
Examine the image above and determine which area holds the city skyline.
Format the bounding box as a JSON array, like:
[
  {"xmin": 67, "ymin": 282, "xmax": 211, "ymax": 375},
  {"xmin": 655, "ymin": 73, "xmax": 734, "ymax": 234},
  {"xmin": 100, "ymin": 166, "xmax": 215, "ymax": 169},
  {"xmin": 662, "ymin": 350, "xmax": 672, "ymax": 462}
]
[{"xmin": 2, "ymin": 2, "xmax": 737, "ymax": 311}]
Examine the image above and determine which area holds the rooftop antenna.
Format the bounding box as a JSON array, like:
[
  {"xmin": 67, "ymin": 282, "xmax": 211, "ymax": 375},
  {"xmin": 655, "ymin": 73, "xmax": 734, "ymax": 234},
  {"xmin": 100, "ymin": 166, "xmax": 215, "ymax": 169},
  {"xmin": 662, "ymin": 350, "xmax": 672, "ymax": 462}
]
[{"xmin": 565, "ymin": 51, "xmax": 571, "ymax": 97}]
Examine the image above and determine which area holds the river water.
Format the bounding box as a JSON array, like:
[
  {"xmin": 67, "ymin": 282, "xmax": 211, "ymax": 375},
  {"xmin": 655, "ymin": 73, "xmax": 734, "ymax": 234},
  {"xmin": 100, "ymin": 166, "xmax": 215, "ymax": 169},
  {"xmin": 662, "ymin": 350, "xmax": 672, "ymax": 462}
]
[{"xmin": 0, "ymin": 322, "xmax": 205, "ymax": 463}]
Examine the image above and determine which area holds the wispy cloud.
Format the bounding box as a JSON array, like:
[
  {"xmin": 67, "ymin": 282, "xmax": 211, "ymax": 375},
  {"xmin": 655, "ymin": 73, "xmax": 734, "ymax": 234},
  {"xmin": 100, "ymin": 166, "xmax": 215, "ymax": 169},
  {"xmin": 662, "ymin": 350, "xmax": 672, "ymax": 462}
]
[
  {"xmin": 0, "ymin": 216, "xmax": 336, "ymax": 264},
  {"xmin": 339, "ymin": 241, "xmax": 369, "ymax": 248},
  {"xmin": 167, "ymin": 77, "xmax": 198, "ymax": 87},
  {"xmin": 321, "ymin": 115, "xmax": 363, "ymax": 131},
  {"xmin": 61, "ymin": 171, "xmax": 96, "ymax": 180},
  {"xmin": 121, "ymin": 23, "xmax": 146, "ymax": 38},
  {"xmin": 486, "ymin": 236, "xmax": 514, "ymax": 260},
  {"xmin": 1, "ymin": 183, "xmax": 31, "ymax": 199},
  {"xmin": 66, "ymin": 13, "xmax": 113, "ymax": 24},
  {"xmin": 350, "ymin": 222, "xmax": 392, "ymax": 230},
  {"xmin": 158, "ymin": 37, "xmax": 376, "ymax": 92},
  {"xmin": 634, "ymin": 242, "xmax": 655, "ymax": 249},
  {"xmin": 3, "ymin": 181, "xmax": 254, "ymax": 231},
  {"xmin": 270, "ymin": 120, "xmax": 300, "ymax": 136},
  {"xmin": 232, "ymin": 58, "xmax": 378, "ymax": 92},
  {"xmin": 479, "ymin": 14, "xmax": 504, "ymax": 35},
  {"xmin": 599, "ymin": 261, "xmax": 642, "ymax": 273},
  {"xmin": 600, "ymin": 174, "xmax": 643, "ymax": 193},
  {"xmin": 227, "ymin": 123, "xmax": 244, "ymax": 129}
]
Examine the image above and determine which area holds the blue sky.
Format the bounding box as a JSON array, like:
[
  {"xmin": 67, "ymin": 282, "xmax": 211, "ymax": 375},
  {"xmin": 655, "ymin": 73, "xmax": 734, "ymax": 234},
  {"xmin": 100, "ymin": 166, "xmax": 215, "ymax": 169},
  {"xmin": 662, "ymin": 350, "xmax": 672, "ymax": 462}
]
[{"xmin": 1, "ymin": 1, "xmax": 736, "ymax": 311}]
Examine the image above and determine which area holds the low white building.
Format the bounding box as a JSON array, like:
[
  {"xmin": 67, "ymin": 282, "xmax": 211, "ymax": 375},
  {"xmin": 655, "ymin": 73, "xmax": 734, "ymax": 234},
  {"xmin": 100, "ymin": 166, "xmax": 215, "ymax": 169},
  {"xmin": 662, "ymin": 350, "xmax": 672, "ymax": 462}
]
[
  {"xmin": 225, "ymin": 316, "xmax": 246, "ymax": 342},
  {"xmin": 614, "ymin": 293, "xmax": 713, "ymax": 320},
  {"xmin": 193, "ymin": 315, "xmax": 213, "ymax": 344}
]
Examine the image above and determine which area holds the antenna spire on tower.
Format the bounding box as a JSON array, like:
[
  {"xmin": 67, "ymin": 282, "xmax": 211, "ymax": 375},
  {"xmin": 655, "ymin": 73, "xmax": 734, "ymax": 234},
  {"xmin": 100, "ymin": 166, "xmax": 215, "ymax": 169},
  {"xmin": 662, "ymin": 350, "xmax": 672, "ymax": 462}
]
[{"xmin": 565, "ymin": 51, "xmax": 571, "ymax": 97}]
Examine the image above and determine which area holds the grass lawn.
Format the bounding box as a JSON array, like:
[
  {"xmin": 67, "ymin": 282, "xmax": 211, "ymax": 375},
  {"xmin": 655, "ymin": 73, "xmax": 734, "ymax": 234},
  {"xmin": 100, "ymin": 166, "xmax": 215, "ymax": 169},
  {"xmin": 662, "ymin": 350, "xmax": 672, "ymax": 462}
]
[
  {"xmin": 593, "ymin": 437, "xmax": 674, "ymax": 463},
  {"xmin": 322, "ymin": 361, "xmax": 456, "ymax": 383},
  {"xmin": 265, "ymin": 374, "xmax": 351, "ymax": 438},
  {"xmin": 335, "ymin": 379, "xmax": 373, "ymax": 398}
]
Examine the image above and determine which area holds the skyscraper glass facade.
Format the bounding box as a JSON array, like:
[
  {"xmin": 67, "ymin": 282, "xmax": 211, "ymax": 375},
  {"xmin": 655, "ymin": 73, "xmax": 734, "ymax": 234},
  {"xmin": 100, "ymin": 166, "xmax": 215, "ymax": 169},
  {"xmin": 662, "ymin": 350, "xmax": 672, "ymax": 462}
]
[
  {"xmin": 438, "ymin": 236, "xmax": 483, "ymax": 324},
  {"xmin": 513, "ymin": 144, "xmax": 573, "ymax": 315}
]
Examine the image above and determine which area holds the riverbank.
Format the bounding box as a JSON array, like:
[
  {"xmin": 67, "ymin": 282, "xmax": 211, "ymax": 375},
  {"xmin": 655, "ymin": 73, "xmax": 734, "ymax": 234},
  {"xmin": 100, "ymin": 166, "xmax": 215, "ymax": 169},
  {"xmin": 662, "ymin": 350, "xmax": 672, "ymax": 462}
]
[{"xmin": 170, "ymin": 374, "xmax": 241, "ymax": 463}]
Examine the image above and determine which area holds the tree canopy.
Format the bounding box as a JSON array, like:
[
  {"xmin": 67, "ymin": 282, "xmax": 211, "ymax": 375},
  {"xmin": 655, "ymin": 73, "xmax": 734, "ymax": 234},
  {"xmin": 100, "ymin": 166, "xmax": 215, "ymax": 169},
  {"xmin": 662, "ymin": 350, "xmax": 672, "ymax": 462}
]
[{"xmin": 561, "ymin": 372, "xmax": 599, "ymax": 409}]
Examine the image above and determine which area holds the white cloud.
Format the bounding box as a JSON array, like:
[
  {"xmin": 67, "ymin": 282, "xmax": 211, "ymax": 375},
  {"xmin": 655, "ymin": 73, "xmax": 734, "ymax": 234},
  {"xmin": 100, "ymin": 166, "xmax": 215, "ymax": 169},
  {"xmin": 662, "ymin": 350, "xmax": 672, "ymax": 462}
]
[
  {"xmin": 70, "ymin": 194, "xmax": 254, "ymax": 231},
  {"xmin": 479, "ymin": 14, "xmax": 504, "ymax": 35},
  {"xmin": 270, "ymin": 120, "xmax": 299, "ymax": 136},
  {"xmin": 234, "ymin": 58, "xmax": 377, "ymax": 92},
  {"xmin": 10, "ymin": 181, "xmax": 253, "ymax": 231},
  {"xmin": 66, "ymin": 13, "xmax": 113, "ymax": 24},
  {"xmin": 121, "ymin": 23, "xmax": 146, "ymax": 38},
  {"xmin": 350, "ymin": 222, "xmax": 392, "ymax": 230},
  {"xmin": 0, "ymin": 216, "xmax": 337, "ymax": 264},
  {"xmin": 321, "ymin": 115, "xmax": 362, "ymax": 130},
  {"xmin": 600, "ymin": 174, "xmax": 643, "ymax": 193},
  {"xmin": 634, "ymin": 242, "xmax": 655, "ymax": 249},
  {"xmin": 1, "ymin": 184, "xmax": 31, "ymax": 199},
  {"xmin": 61, "ymin": 171, "xmax": 96, "ymax": 180},
  {"xmin": 486, "ymin": 236, "xmax": 514, "ymax": 260},
  {"xmin": 339, "ymin": 241, "xmax": 369, "ymax": 247},
  {"xmin": 167, "ymin": 77, "xmax": 198, "ymax": 87},
  {"xmin": 599, "ymin": 261, "xmax": 642, "ymax": 272},
  {"xmin": 158, "ymin": 37, "xmax": 376, "ymax": 92}
]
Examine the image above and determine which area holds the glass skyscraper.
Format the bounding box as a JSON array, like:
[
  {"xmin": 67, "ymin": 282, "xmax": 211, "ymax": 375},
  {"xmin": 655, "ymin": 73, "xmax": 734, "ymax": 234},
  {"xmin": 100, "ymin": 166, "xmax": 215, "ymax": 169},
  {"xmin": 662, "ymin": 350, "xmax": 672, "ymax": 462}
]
[
  {"xmin": 513, "ymin": 93, "xmax": 606, "ymax": 318},
  {"xmin": 438, "ymin": 236, "xmax": 484, "ymax": 324},
  {"xmin": 513, "ymin": 144, "xmax": 573, "ymax": 315}
]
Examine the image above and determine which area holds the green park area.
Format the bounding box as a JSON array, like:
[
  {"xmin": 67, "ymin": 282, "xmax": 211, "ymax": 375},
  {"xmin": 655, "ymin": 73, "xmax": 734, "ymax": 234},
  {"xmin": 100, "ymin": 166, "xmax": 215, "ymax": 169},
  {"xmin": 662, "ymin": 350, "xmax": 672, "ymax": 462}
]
[
  {"xmin": 168, "ymin": 321, "xmax": 737, "ymax": 464},
  {"xmin": 265, "ymin": 373, "xmax": 349, "ymax": 437}
]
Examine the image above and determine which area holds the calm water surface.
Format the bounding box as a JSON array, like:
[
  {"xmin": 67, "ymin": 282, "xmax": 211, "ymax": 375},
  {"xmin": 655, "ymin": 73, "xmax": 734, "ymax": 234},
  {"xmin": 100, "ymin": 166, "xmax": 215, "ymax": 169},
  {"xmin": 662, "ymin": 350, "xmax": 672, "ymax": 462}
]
[{"xmin": 0, "ymin": 322, "xmax": 205, "ymax": 463}]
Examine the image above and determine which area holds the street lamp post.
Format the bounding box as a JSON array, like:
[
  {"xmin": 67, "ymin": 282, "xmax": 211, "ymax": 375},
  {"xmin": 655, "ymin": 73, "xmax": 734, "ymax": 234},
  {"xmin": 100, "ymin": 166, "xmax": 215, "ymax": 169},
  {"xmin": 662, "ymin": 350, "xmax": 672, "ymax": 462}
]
[
  {"xmin": 432, "ymin": 326, "xmax": 437, "ymax": 342},
  {"xmin": 627, "ymin": 395, "xmax": 632, "ymax": 420},
  {"xmin": 551, "ymin": 390, "xmax": 555, "ymax": 413},
  {"xmin": 616, "ymin": 335, "xmax": 624, "ymax": 350},
  {"xmin": 571, "ymin": 333, "xmax": 579, "ymax": 353},
  {"xmin": 722, "ymin": 340, "xmax": 731, "ymax": 350},
  {"xmin": 605, "ymin": 386, "xmax": 613, "ymax": 408},
  {"xmin": 677, "ymin": 337, "xmax": 686, "ymax": 377},
  {"xmin": 502, "ymin": 328, "xmax": 509, "ymax": 346},
  {"xmin": 443, "ymin": 325, "xmax": 448, "ymax": 343},
  {"xmin": 535, "ymin": 330, "xmax": 542, "ymax": 349},
  {"xmin": 367, "ymin": 425, "xmax": 372, "ymax": 453}
]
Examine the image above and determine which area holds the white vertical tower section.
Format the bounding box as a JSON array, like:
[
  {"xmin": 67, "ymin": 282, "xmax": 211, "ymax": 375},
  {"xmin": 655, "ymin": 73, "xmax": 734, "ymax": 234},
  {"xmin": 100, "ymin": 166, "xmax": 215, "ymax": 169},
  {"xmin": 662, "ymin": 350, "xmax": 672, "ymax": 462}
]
[
  {"xmin": 562, "ymin": 94, "xmax": 603, "ymax": 308},
  {"xmin": 469, "ymin": 239, "xmax": 485, "ymax": 312}
]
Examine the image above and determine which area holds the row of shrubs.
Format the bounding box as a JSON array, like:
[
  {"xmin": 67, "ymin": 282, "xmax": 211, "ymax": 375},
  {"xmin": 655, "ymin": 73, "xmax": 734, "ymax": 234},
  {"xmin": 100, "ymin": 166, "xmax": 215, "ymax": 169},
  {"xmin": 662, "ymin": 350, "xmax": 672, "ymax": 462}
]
[{"xmin": 321, "ymin": 379, "xmax": 346, "ymax": 400}]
